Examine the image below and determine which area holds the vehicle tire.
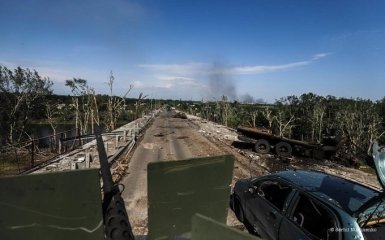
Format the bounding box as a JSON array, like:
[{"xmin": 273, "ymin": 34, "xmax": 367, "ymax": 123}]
[
  {"xmin": 253, "ymin": 139, "xmax": 270, "ymax": 154},
  {"xmin": 312, "ymin": 149, "xmax": 324, "ymax": 160},
  {"xmin": 275, "ymin": 142, "xmax": 292, "ymax": 157}
]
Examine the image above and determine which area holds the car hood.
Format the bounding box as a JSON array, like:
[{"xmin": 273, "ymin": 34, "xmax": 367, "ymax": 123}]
[
  {"xmin": 372, "ymin": 142, "xmax": 385, "ymax": 190},
  {"xmin": 354, "ymin": 142, "xmax": 385, "ymax": 225}
]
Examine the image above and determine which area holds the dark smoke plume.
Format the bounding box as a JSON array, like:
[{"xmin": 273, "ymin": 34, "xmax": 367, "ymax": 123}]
[
  {"xmin": 208, "ymin": 62, "xmax": 237, "ymax": 101},
  {"xmin": 240, "ymin": 93, "xmax": 254, "ymax": 103},
  {"xmin": 240, "ymin": 93, "xmax": 266, "ymax": 104},
  {"xmin": 206, "ymin": 61, "xmax": 266, "ymax": 104},
  {"xmin": 255, "ymin": 98, "xmax": 266, "ymax": 104}
]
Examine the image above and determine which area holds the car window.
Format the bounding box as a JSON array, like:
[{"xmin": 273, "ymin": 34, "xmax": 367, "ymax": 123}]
[
  {"xmin": 291, "ymin": 194, "xmax": 338, "ymax": 240},
  {"xmin": 256, "ymin": 180, "xmax": 293, "ymax": 211},
  {"xmin": 281, "ymin": 171, "xmax": 378, "ymax": 214}
]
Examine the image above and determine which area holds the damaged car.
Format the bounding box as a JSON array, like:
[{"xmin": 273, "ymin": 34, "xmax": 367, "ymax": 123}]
[{"xmin": 230, "ymin": 143, "xmax": 385, "ymax": 240}]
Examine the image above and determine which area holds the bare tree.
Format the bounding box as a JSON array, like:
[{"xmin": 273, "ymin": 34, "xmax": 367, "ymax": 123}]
[
  {"xmin": 200, "ymin": 101, "xmax": 212, "ymax": 121},
  {"xmin": 313, "ymin": 102, "xmax": 326, "ymax": 143},
  {"xmin": 65, "ymin": 78, "xmax": 97, "ymax": 135},
  {"xmin": 273, "ymin": 98, "xmax": 297, "ymax": 138},
  {"xmin": 250, "ymin": 110, "xmax": 258, "ymax": 128},
  {"xmin": 367, "ymin": 113, "xmax": 385, "ymax": 154},
  {"xmin": 261, "ymin": 107, "xmax": 275, "ymax": 130},
  {"xmin": 220, "ymin": 95, "xmax": 231, "ymax": 126},
  {"xmin": 274, "ymin": 111, "xmax": 296, "ymax": 138},
  {"xmin": 45, "ymin": 103, "xmax": 59, "ymax": 146},
  {"xmin": 106, "ymin": 72, "xmax": 134, "ymax": 131},
  {"xmin": 91, "ymin": 94, "xmax": 100, "ymax": 134},
  {"xmin": 135, "ymin": 92, "xmax": 148, "ymax": 120},
  {"xmin": 335, "ymin": 99, "xmax": 385, "ymax": 156},
  {"xmin": 0, "ymin": 66, "xmax": 53, "ymax": 144}
]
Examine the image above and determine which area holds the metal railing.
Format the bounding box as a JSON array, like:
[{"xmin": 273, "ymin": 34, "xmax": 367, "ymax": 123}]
[{"xmin": 0, "ymin": 128, "xmax": 80, "ymax": 175}]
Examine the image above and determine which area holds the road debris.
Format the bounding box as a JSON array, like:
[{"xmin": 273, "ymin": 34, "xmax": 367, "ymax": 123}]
[{"xmin": 173, "ymin": 111, "xmax": 188, "ymax": 119}]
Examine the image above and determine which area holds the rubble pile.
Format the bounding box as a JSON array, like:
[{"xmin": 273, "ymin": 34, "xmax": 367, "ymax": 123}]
[
  {"xmin": 186, "ymin": 115, "xmax": 238, "ymax": 142},
  {"xmin": 173, "ymin": 111, "xmax": 188, "ymax": 119}
]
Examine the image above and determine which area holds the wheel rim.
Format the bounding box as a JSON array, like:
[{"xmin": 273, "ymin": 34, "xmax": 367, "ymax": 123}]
[
  {"xmin": 276, "ymin": 142, "xmax": 292, "ymax": 156},
  {"xmin": 258, "ymin": 145, "xmax": 266, "ymax": 151},
  {"xmin": 255, "ymin": 140, "xmax": 270, "ymax": 154}
]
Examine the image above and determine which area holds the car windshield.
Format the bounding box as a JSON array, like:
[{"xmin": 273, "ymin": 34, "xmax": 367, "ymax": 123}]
[
  {"xmin": 310, "ymin": 175, "xmax": 379, "ymax": 214},
  {"xmin": 279, "ymin": 171, "xmax": 379, "ymax": 214},
  {"xmin": 312, "ymin": 187, "xmax": 377, "ymax": 215}
]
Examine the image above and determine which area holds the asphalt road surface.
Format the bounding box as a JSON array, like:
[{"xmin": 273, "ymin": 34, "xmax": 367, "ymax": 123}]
[{"xmin": 121, "ymin": 110, "xmax": 225, "ymax": 237}]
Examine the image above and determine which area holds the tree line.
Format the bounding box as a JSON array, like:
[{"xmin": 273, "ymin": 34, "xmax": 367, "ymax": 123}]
[
  {"xmin": 0, "ymin": 66, "xmax": 153, "ymax": 147},
  {"xmin": 176, "ymin": 93, "xmax": 385, "ymax": 163}
]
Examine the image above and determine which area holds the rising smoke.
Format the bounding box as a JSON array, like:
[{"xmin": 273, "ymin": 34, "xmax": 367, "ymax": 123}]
[
  {"xmin": 240, "ymin": 93, "xmax": 254, "ymax": 103},
  {"xmin": 208, "ymin": 62, "xmax": 237, "ymax": 101},
  {"xmin": 240, "ymin": 94, "xmax": 266, "ymax": 104},
  {"xmin": 206, "ymin": 61, "xmax": 265, "ymax": 103}
]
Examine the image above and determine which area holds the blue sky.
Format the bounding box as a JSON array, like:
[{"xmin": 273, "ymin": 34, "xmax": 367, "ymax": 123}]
[{"xmin": 1, "ymin": 0, "xmax": 384, "ymax": 103}]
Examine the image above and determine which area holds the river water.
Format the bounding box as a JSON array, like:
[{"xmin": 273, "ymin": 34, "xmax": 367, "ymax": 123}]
[
  {"xmin": 28, "ymin": 123, "xmax": 120, "ymax": 146},
  {"xmin": 28, "ymin": 124, "xmax": 79, "ymax": 147}
]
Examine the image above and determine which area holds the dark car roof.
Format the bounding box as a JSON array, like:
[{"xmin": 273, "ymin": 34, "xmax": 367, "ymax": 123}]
[{"xmin": 272, "ymin": 170, "xmax": 379, "ymax": 215}]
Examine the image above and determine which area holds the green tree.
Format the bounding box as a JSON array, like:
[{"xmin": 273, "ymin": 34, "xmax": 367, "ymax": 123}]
[
  {"xmin": 0, "ymin": 66, "xmax": 53, "ymax": 144},
  {"xmin": 335, "ymin": 99, "xmax": 384, "ymax": 155},
  {"xmin": 65, "ymin": 78, "xmax": 96, "ymax": 135},
  {"xmin": 273, "ymin": 96, "xmax": 298, "ymax": 138}
]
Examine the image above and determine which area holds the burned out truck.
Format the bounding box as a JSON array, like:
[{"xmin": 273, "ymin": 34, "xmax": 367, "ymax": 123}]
[{"xmin": 237, "ymin": 126, "xmax": 337, "ymax": 159}]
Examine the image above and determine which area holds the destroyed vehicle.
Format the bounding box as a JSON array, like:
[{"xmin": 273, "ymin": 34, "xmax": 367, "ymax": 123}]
[
  {"xmin": 230, "ymin": 143, "xmax": 385, "ymax": 240},
  {"xmin": 237, "ymin": 126, "xmax": 336, "ymax": 159}
]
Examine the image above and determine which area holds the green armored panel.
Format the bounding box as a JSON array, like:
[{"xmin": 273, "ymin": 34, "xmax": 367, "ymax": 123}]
[
  {"xmin": 147, "ymin": 155, "xmax": 235, "ymax": 240},
  {"xmin": 192, "ymin": 214, "xmax": 260, "ymax": 240},
  {"xmin": 0, "ymin": 169, "xmax": 104, "ymax": 240}
]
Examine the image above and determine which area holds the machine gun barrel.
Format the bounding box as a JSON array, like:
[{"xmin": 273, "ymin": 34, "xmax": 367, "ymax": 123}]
[
  {"xmin": 95, "ymin": 130, "xmax": 135, "ymax": 240},
  {"xmin": 96, "ymin": 131, "xmax": 114, "ymax": 194}
]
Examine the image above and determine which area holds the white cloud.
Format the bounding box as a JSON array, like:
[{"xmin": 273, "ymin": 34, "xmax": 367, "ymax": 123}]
[
  {"xmin": 139, "ymin": 52, "xmax": 332, "ymax": 77},
  {"xmin": 132, "ymin": 80, "xmax": 144, "ymax": 88},
  {"xmin": 155, "ymin": 75, "xmax": 205, "ymax": 89},
  {"xmin": 158, "ymin": 76, "xmax": 194, "ymax": 82},
  {"xmin": 230, "ymin": 52, "xmax": 332, "ymax": 75},
  {"xmin": 231, "ymin": 60, "xmax": 310, "ymax": 74},
  {"xmin": 312, "ymin": 52, "xmax": 333, "ymax": 60}
]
